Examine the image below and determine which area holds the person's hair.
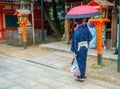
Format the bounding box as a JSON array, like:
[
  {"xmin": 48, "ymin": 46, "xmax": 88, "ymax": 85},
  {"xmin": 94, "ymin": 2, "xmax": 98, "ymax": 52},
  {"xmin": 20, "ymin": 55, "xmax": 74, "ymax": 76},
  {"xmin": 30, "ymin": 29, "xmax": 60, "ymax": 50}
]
[{"xmin": 75, "ymin": 19, "xmax": 83, "ymax": 25}]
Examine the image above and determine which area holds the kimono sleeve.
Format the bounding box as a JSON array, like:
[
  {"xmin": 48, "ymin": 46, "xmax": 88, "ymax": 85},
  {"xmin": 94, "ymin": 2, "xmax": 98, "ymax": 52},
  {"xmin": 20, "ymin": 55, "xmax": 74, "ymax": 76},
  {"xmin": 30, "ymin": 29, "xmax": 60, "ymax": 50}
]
[{"xmin": 71, "ymin": 31, "xmax": 78, "ymax": 54}]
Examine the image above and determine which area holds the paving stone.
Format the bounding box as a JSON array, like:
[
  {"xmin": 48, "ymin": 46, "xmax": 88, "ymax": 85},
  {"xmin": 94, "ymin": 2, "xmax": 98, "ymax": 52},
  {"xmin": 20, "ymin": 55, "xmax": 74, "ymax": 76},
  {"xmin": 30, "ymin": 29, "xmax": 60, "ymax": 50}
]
[
  {"xmin": 36, "ymin": 77, "xmax": 65, "ymax": 89},
  {"xmin": 5, "ymin": 85, "xmax": 26, "ymax": 89},
  {"xmin": 0, "ymin": 71, "xmax": 20, "ymax": 80},
  {"xmin": 88, "ymin": 78, "xmax": 120, "ymax": 89},
  {"xmin": 28, "ymin": 53, "xmax": 71, "ymax": 70},
  {"xmin": 6, "ymin": 66, "xmax": 24, "ymax": 74},
  {"xmin": 0, "ymin": 68, "xmax": 7, "ymax": 72},
  {"xmin": 53, "ymin": 61, "xmax": 70, "ymax": 69},
  {"xmin": 81, "ymin": 83, "xmax": 107, "ymax": 89},
  {"xmin": 58, "ymin": 85, "xmax": 81, "ymax": 89},
  {"xmin": 13, "ymin": 77, "xmax": 39, "ymax": 89},
  {"xmin": 0, "ymin": 77, "xmax": 8, "ymax": 84},
  {"xmin": 0, "ymin": 81, "xmax": 15, "ymax": 89},
  {"xmin": 56, "ymin": 76, "xmax": 86, "ymax": 87},
  {"xmin": 30, "ymin": 84, "xmax": 52, "ymax": 89}
]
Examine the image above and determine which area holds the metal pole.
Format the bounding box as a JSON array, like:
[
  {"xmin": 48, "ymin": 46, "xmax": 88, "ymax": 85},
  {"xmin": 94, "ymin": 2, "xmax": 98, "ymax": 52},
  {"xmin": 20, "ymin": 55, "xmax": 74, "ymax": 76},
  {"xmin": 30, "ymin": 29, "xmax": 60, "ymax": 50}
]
[
  {"xmin": 41, "ymin": 0, "xmax": 44, "ymax": 43},
  {"xmin": 31, "ymin": 3, "xmax": 35, "ymax": 45},
  {"xmin": 118, "ymin": 1, "xmax": 120, "ymax": 72}
]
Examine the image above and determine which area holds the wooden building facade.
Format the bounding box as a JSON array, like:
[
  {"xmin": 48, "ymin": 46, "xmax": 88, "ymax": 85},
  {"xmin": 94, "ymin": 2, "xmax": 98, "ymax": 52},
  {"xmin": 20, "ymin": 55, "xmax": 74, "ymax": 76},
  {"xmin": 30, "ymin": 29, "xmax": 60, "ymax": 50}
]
[
  {"xmin": 0, "ymin": 0, "xmax": 118, "ymax": 49},
  {"xmin": 0, "ymin": 1, "xmax": 42, "ymax": 40}
]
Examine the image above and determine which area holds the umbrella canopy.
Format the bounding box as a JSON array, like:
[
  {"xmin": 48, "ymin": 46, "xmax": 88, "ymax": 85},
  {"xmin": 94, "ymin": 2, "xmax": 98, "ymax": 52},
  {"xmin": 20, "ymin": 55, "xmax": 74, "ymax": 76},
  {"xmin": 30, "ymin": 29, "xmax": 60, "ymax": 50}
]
[{"xmin": 65, "ymin": 5, "xmax": 100, "ymax": 19}]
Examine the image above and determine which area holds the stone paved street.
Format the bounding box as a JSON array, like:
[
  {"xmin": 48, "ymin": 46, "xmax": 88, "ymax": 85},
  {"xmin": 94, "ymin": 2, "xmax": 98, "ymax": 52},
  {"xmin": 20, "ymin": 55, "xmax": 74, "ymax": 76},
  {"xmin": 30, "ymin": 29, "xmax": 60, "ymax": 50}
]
[
  {"xmin": 0, "ymin": 41, "xmax": 120, "ymax": 89},
  {"xmin": 0, "ymin": 54, "xmax": 120, "ymax": 89}
]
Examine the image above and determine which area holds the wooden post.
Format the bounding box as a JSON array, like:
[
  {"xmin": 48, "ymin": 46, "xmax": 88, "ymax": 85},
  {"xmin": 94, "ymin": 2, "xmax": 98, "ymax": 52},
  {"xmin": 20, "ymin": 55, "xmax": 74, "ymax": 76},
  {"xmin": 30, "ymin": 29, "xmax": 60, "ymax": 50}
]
[
  {"xmin": 111, "ymin": 0, "xmax": 118, "ymax": 47},
  {"xmin": 31, "ymin": 3, "xmax": 35, "ymax": 45},
  {"xmin": 64, "ymin": 19, "xmax": 70, "ymax": 43}
]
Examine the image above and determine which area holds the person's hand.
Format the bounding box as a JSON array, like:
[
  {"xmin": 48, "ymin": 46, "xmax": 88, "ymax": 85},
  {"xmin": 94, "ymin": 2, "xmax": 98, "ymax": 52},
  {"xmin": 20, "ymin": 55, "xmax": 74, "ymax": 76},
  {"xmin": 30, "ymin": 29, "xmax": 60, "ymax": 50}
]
[{"xmin": 73, "ymin": 53, "xmax": 77, "ymax": 59}]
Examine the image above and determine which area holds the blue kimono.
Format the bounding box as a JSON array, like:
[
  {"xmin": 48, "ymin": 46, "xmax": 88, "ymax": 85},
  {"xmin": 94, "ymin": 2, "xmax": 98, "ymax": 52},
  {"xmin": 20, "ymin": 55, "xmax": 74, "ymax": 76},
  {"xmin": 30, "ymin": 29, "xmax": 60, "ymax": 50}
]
[{"xmin": 71, "ymin": 25, "xmax": 92, "ymax": 78}]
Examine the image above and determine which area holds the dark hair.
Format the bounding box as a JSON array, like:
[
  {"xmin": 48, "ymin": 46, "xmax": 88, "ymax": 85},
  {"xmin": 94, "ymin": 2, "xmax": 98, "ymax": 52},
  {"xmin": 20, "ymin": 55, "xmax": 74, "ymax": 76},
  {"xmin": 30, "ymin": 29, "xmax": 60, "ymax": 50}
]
[{"xmin": 75, "ymin": 19, "xmax": 83, "ymax": 25}]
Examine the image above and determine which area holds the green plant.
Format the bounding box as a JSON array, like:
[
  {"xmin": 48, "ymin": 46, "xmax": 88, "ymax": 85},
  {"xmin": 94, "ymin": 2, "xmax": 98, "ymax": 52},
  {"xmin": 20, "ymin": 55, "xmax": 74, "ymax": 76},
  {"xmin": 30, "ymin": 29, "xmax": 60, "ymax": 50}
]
[
  {"xmin": 91, "ymin": 64, "xmax": 106, "ymax": 69},
  {"xmin": 61, "ymin": 33, "xmax": 65, "ymax": 41}
]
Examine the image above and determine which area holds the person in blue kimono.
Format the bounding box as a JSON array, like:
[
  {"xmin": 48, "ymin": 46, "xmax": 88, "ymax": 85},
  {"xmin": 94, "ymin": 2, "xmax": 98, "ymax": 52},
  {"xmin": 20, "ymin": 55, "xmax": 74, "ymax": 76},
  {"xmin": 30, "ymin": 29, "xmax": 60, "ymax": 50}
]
[{"xmin": 71, "ymin": 18, "xmax": 92, "ymax": 82}]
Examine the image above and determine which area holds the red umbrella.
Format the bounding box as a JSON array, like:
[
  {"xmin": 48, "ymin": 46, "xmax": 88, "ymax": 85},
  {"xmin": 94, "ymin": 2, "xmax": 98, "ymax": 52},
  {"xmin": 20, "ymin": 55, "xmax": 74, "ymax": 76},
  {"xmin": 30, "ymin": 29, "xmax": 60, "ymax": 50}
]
[{"xmin": 65, "ymin": 5, "xmax": 100, "ymax": 19}]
